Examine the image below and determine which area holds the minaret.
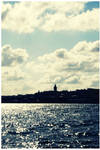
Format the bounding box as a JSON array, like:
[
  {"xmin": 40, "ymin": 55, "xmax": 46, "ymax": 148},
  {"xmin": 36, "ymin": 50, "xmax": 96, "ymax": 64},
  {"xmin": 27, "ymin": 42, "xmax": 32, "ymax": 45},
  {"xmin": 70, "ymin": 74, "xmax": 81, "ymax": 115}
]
[{"xmin": 54, "ymin": 84, "xmax": 57, "ymax": 92}]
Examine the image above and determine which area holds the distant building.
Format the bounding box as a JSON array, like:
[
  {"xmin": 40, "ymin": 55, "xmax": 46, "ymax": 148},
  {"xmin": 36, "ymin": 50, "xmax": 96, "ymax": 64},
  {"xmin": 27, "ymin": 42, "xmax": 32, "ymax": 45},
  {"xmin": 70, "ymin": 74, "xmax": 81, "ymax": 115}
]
[{"xmin": 54, "ymin": 84, "xmax": 57, "ymax": 92}]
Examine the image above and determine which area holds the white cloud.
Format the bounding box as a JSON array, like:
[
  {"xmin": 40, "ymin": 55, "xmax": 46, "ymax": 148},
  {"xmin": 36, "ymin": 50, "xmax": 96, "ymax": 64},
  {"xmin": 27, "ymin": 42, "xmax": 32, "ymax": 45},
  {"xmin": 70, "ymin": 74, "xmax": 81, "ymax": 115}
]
[
  {"xmin": 2, "ymin": 2, "xmax": 99, "ymax": 33},
  {"xmin": 1, "ymin": 3, "xmax": 11, "ymax": 20},
  {"xmin": 35, "ymin": 40, "xmax": 99, "ymax": 89},
  {"xmin": 2, "ymin": 40, "xmax": 99, "ymax": 95},
  {"xmin": 2, "ymin": 45, "xmax": 29, "ymax": 66},
  {"xmin": 41, "ymin": 8, "xmax": 99, "ymax": 32}
]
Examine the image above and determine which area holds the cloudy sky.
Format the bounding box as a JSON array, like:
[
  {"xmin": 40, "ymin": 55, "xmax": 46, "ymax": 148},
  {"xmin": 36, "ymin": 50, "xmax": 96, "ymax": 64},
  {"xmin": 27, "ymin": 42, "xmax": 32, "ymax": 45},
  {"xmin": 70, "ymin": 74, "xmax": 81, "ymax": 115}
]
[{"xmin": 2, "ymin": 1, "xmax": 99, "ymax": 95}]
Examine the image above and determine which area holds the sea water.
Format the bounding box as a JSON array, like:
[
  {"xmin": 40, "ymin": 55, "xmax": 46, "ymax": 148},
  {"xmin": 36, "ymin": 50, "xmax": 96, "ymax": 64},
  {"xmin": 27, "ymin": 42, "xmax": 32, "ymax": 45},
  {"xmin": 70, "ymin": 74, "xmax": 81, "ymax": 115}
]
[{"xmin": 1, "ymin": 103, "xmax": 99, "ymax": 148}]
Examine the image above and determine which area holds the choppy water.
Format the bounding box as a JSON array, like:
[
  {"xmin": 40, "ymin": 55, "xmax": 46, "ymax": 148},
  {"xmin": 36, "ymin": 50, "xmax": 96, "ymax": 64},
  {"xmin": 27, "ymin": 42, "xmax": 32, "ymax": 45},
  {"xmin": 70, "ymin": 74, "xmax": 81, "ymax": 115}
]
[{"xmin": 1, "ymin": 103, "xmax": 99, "ymax": 148}]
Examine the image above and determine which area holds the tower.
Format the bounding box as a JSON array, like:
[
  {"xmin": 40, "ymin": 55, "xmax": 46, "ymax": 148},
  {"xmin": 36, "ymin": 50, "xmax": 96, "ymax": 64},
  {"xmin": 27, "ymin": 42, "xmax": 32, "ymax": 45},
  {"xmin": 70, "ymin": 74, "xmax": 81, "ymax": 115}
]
[{"xmin": 54, "ymin": 84, "xmax": 57, "ymax": 92}]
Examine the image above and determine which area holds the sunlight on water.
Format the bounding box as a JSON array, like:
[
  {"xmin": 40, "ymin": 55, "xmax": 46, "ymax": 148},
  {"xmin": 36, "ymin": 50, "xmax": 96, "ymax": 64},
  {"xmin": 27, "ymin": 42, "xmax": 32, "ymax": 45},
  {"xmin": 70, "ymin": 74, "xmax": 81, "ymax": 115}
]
[
  {"xmin": 2, "ymin": 103, "xmax": 45, "ymax": 112},
  {"xmin": 1, "ymin": 104, "xmax": 99, "ymax": 148}
]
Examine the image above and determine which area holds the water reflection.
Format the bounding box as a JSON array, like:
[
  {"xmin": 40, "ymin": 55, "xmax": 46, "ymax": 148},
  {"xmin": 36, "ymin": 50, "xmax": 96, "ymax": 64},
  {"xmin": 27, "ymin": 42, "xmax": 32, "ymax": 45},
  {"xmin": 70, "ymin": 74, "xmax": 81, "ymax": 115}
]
[{"xmin": 1, "ymin": 104, "xmax": 99, "ymax": 148}]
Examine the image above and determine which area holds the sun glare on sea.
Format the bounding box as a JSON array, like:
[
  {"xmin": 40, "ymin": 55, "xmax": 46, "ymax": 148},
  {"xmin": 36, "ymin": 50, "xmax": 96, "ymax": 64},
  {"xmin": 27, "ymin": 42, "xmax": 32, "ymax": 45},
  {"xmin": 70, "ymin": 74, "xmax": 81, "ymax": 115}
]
[{"xmin": 1, "ymin": 103, "xmax": 45, "ymax": 114}]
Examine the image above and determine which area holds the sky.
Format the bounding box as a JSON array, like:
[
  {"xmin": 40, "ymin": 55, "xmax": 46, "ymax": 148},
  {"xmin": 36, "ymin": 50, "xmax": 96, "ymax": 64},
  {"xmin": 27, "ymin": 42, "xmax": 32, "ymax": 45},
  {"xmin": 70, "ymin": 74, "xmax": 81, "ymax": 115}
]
[{"xmin": 1, "ymin": 1, "xmax": 99, "ymax": 95}]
